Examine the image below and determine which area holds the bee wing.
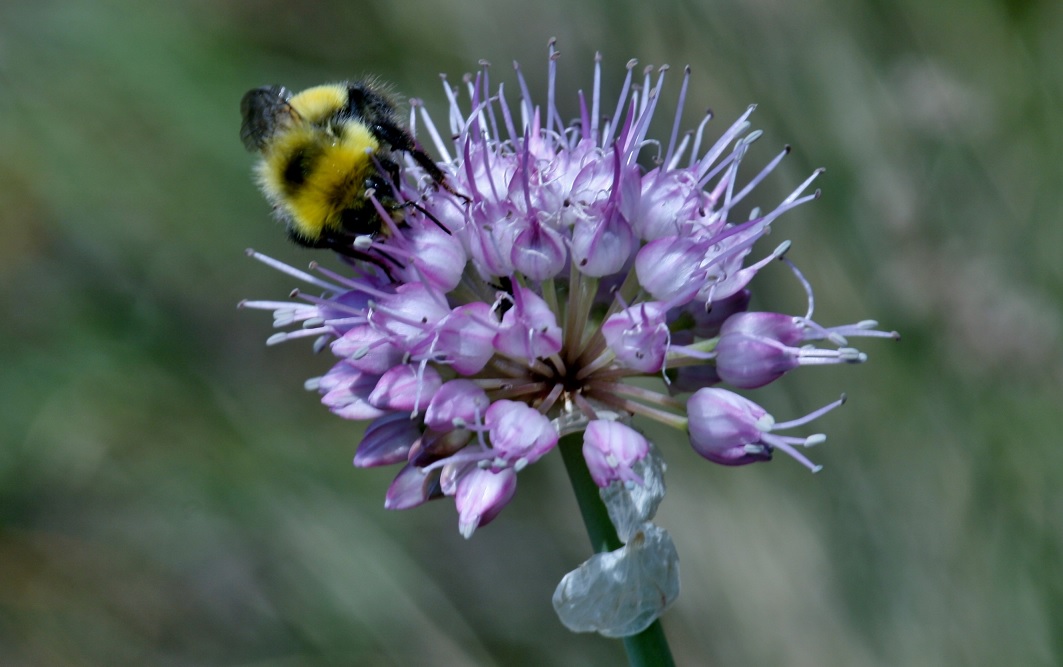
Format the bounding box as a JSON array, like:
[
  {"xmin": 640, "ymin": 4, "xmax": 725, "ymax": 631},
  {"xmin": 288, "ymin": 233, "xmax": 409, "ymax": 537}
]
[{"xmin": 240, "ymin": 85, "xmax": 297, "ymax": 151}]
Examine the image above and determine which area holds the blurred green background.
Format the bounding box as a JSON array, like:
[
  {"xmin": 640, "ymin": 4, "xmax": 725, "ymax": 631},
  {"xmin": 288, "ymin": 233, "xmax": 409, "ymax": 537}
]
[{"xmin": 2, "ymin": 0, "xmax": 1060, "ymax": 665}]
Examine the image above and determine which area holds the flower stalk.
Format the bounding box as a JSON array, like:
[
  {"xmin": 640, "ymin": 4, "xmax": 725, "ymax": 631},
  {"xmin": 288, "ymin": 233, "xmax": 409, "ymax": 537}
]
[{"xmin": 559, "ymin": 433, "xmax": 675, "ymax": 666}]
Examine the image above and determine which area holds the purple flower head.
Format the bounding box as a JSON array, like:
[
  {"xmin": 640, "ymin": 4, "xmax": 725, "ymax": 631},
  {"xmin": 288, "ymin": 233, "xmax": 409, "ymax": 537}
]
[{"xmin": 242, "ymin": 44, "xmax": 893, "ymax": 538}]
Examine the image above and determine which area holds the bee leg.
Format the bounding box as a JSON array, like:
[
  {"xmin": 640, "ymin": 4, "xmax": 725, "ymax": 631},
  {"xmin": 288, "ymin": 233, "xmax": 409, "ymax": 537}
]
[
  {"xmin": 287, "ymin": 227, "xmax": 400, "ymax": 282},
  {"xmin": 396, "ymin": 200, "xmax": 451, "ymax": 235},
  {"xmin": 370, "ymin": 156, "xmax": 453, "ymax": 235},
  {"xmin": 366, "ymin": 117, "xmax": 470, "ymax": 204}
]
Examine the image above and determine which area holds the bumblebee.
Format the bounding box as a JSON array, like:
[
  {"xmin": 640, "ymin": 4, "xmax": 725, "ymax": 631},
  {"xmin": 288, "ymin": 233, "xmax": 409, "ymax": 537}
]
[{"xmin": 240, "ymin": 80, "xmax": 451, "ymax": 256}]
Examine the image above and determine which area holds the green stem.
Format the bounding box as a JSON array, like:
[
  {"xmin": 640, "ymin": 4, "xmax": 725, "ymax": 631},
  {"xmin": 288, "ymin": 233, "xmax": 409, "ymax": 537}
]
[{"xmin": 558, "ymin": 433, "xmax": 676, "ymax": 667}]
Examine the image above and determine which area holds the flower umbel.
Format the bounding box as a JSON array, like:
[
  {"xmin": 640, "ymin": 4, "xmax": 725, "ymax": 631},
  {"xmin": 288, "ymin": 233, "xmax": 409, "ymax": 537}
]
[{"xmin": 241, "ymin": 44, "xmax": 896, "ymax": 642}]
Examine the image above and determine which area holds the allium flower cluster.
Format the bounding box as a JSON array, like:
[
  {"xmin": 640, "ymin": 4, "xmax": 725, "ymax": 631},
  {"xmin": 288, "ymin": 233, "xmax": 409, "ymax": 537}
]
[{"xmin": 242, "ymin": 46, "xmax": 895, "ymax": 634}]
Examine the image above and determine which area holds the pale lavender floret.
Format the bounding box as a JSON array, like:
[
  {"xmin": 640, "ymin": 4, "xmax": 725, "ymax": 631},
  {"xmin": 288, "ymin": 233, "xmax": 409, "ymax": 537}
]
[
  {"xmin": 721, "ymin": 311, "xmax": 805, "ymax": 345},
  {"xmin": 582, "ymin": 421, "xmax": 649, "ymax": 487},
  {"xmin": 313, "ymin": 360, "xmax": 366, "ymax": 394},
  {"xmin": 396, "ymin": 226, "xmax": 468, "ymax": 292},
  {"xmin": 454, "ymin": 466, "xmax": 518, "ymax": 538},
  {"xmin": 318, "ymin": 364, "xmax": 387, "ymax": 421},
  {"xmin": 634, "ymin": 236, "xmax": 707, "ymax": 304},
  {"xmin": 633, "ymin": 167, "xmax": 710, "ymax": 241},
  {"xmin": 601, "ymin": 302, "xmax": 670, "ymax": 373},
  {"xmin": 512, "ymin": 218, "xmax": 568, "ymax": 280},
  {"xmin": 384, "ymin": 464, "xmax": 435, "ymax": 510},
  {"xmin": 686, "ymin": 387, "xmax": 775, "ymax": 466},
  {"xmin": 354, "ymin": 412, "xmax": 421, "ymax": 468},
  {"xmin": 570, "ymin": 195, "xmax": 637, "ymax": 278},
  {"xmin": 331, "ymin": 324, "xmax": 404, "ymax": 374},
  {"xmin": 462, "ymin": 198, "xmax": 521, "ymax": 277},
  {"xmin": 370, "ymin": 282, "xmax": 452, "ymax": 345},
  {"xmin": 714, "ymin": 314, "xmax": 808, "ymax": 389},
  {"xmin": 410, "ymin": 302, "xmax": 498, "ymax": 375},
  {"xmin": 485, "ymin": 400, "xmax": 558, "ymax": 469},
  {"xmin": 715, "ymin": 311, "xmax": 894, "ymax": 389},
  {"xmin": 424, "ymin": 379, "xmax": 491, "ymax": 431},
  {"xmin": 493, "ymin": 285, "xmax": 563, "ymax": 361},
  {"xmin": 367, "ymin": 364, "xmax": 442, "ymax": 414},
  {"xmin": 686, "ymin": 387, "xmax": 844, "ymax": 472}
]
